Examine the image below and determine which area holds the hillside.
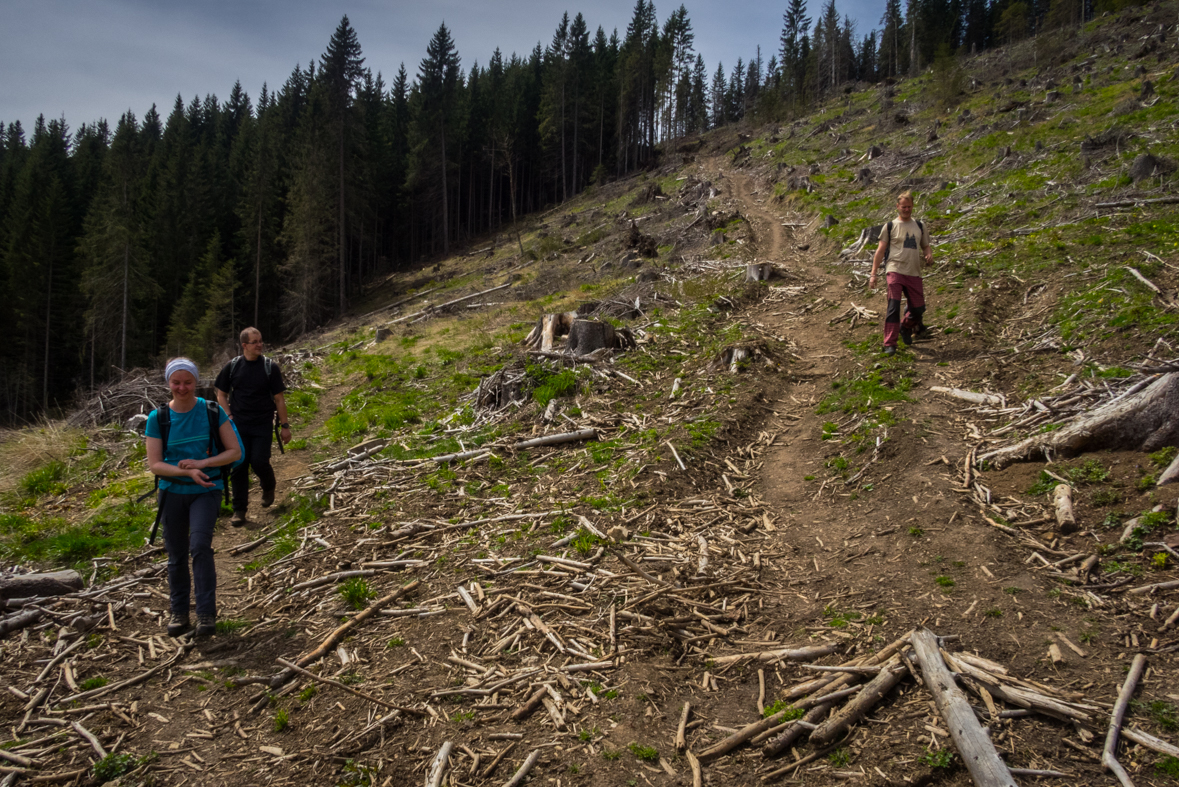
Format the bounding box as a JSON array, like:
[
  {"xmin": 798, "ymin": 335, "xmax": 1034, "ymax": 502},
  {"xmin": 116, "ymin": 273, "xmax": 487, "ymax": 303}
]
[{"xmin": 2, "ymin": 6, "xmax": 1179, "ymax": 786}]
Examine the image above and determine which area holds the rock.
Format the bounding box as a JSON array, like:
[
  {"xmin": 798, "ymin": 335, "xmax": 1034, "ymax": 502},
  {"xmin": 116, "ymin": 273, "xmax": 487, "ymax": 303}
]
[
  {"xmin": 822, "ymin": 215, "xmax": 839, "ymax": 229},
  {"xmin": 1129, "ymin": 153, "xmax": 1175, "ymax": 183},
  {"xmin": 607, "ymin": 526, "xmax": 630, "ymax": 543},
  {"xmin": 125, "ymin": 413, "xmax": 149, "ymax": 433}
]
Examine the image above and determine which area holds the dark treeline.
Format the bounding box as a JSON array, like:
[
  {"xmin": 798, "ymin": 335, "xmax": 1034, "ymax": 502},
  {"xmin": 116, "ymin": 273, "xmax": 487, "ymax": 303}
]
[{"xmin": 0, "ymin": 0, "xmax": 1133, "ymax": 421}]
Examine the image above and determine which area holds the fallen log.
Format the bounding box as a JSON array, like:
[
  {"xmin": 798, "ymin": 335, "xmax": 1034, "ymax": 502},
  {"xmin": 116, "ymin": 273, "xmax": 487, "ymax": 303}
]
[
  {"xmin": 711, "ymin": 642, "xmax": 840, "ymax": 666},
  {"xmin": 761, "ymin": 702, "xmax": 833, "ymax": 758},
  {"xmin": 930, "ymin": 387, "xmax": 1005, "ymax": 407},
  {"xmin": 0, "ymin": 609, "xmax": 43, "ymax": 638},
  {"xmin": 980, "ymin": 373, "xmax": 1179, "ymax": 468},
  {"xmin": 808, "ymin": 656, "xmax": 907, "ymax": 745},
  {"xmin": 0, "ymin": 571, "xmax": 83, "ymax": 600},
  {"xmin": 513, "ymin": 429, "xmax": 597, "ymax": 450},
  {"xmin": 910, "ymin": 629, "xmax": 1017, "ymax": 787}
]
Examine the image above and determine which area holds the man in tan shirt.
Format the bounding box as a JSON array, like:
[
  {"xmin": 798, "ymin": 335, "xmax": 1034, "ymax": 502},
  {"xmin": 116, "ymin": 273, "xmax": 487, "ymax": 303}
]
[{"xmin": 869, "ymin": 191, "xmax": 933, "ymax": 356}]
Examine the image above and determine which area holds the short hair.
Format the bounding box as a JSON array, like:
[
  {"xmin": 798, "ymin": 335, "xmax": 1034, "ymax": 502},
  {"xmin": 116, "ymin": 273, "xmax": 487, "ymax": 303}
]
[
  {"xmin": 240, "ymin": 327, "xmax": 261, "ymax": 345},
  {"xmin": 897, "ymin": 190, "xmax": 915, "ymax": 203}
]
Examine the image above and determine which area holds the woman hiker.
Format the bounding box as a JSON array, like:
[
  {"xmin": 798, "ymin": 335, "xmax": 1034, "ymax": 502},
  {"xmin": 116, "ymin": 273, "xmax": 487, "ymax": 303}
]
[{"xmin": 145, "ymin": 358, "xmax": 241, "ymax": 637}]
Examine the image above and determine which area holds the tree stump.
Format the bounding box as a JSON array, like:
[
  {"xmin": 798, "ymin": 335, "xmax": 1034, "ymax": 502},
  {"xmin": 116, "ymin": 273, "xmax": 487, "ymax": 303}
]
[
  {"xmin": 855, "ymin": 167, "xmax": 873, "ymax": 184},
  {"xmin": 0, "ymin": 570, "xmax": 83, "ymax": 600},
  {"xmin": 1130, "ymin": 153, "xmax": 1173, "ymax": 183},
  {"xmin": 745, "ymin": 264, "xmax": 775, "ymax": 283},
  {"xmin": 522, "ymin": 312, "xmax": 579, "ymax": 352},
  {"xmin": 567, "ymin": 320, "xmax": 616, "ymax": 357},
  {"xmin": 125, "ymin": 413, "xmax": 149, "ymax": 433},
  {"xmin": 867, "ymin": 145, "xmax": 883, "ymax": 160},
  {"xmin": 375, "ymin": 327, "xmax": 393, "ymax": 342},
  {"xmin": 822, "ymin": 214, "xmax": 839, "ymax": 229},
  {"xmin": 980, "ymin": 373, "xmax": 1179, "ymax": 469}
]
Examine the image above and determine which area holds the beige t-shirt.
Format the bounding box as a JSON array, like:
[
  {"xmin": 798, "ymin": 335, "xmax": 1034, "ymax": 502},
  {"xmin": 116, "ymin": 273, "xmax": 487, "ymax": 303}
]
[{"xmin": 883, "ymin": 218, "xmax": 930, "ymax": 278}]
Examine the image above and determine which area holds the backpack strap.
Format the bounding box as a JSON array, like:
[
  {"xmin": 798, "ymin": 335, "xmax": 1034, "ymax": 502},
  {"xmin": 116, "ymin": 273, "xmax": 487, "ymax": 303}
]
[{"xmin": 883, "ymin": 221, "xmax": 893, "ymax": 261}]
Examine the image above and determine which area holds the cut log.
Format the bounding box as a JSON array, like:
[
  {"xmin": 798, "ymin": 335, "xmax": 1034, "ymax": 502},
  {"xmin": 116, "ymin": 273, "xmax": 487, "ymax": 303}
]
[
  {"xmin": 1054, "ymin": 484, "xmax": 1078, "ymax": 534},
  {"xmin": 0, "ymin": 609, "xmax": 43, "ymax": 638},
  {"xmin": 929, "ymin": 387, "xmax": 1005, "ymax": 407},
  {"xmin": 808, "ymin": 656, "xmax": 907, "ymax": 745},
  {"xmin": 761, "ymin": 702, "xmax": 833, "ymax": 758},
  {"xmin": 0, "ymin": 571, "xmax": 83, "ymax": 600},
  {"xmin": 711, "ymin": 343, "xmax": 775, "ymax": 374},
  {"xmin": 513, "ymin": 429, "xmax": 597, "ymax": 450},
  {"xmin": 910, "ymin": 629, "xmax": 1017, "ymax": 787},
  {"xmin": 980, "ymin": 373, "xmax": 1179, "ymax": 468},
  {"xmin": 711, "ymin": 642, "xmax": 840, "ymax": 667}
]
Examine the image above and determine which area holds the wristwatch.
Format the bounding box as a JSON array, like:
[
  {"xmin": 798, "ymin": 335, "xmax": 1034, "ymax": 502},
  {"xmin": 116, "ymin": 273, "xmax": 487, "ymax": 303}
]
[{"xmin": 281, "ymin": 423, "xmax": 290, "ymax": 428}]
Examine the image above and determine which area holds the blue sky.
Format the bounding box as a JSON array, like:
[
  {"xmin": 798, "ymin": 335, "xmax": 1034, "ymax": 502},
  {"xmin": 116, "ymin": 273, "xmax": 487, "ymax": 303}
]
[{"xmin": 2, "ymin": 0, "xmax": 882, "ymax": 132}]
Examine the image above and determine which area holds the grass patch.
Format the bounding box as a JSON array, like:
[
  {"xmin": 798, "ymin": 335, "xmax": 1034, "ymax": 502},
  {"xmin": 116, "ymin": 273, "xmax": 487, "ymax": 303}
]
[
  {"xmin": 339, "ymin": 577, "xmax": 375, "ymax": 610},
  {"xmin": 628, "ymin": 743, "xmax": 658, "ymax": 762},
  {"xmin": 215, "ymin": 619, "xmax": 251, "ymax": 636},
  {"xmin": 273, "ymin": 708, "xmax": 289, "ymax": 732}
]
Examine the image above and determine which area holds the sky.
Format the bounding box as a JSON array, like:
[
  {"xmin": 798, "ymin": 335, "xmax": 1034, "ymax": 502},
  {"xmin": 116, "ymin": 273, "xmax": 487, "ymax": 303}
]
[{"xmin": 2, "ymin": 0, "xmax": 883, "ymax": 133}]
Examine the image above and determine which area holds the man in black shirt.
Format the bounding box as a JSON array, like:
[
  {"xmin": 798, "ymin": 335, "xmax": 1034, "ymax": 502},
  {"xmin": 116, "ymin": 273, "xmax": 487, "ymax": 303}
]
[{"xmin": 214, "ymin": 328, "xmax": 291, "ymax": 525}]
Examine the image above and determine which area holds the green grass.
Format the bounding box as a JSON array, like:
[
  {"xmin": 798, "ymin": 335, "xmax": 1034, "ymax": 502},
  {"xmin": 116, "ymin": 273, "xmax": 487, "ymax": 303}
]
[
  {"xmin": 215, "ymin": 619, "xmax": 251, "ymax": 636},
  {"xmin": 763, "ymin": 700, "xmax": 804, "ymax": 720},
  {"xmin": 935, "ymin": 575, "xmax": 955, "ymax": 590},
  {"xmin": 339, "ymin": 577, "xmax": 375, "ymax": 610},
  {"xmin": 18, "ymin": 460, "xmax": 68, "ymax": 499},
  {"xmin": 273, "ymin": 708, "xmax": 289, "ymax": 732},
  {"xmin": 827, "ymin": 747, "xmax": 852, "ymax": 767},
  {"xmin": 628, "ymin": 743, "xmax": 658, "ymax": 762},
  {"xmin": 0, "ymin": 498, "xmax": 154, "ymax": 568},
  {"xmin": 79, "ymin": 676, "xmax": 108, "ymax": 691},
  {"xmin": 920, "ymin": 749, "xmax": 954, "ymax": 768},
  {"xmin": 92, "ymin": 752, "xmax": 140, "ymax": 782}
]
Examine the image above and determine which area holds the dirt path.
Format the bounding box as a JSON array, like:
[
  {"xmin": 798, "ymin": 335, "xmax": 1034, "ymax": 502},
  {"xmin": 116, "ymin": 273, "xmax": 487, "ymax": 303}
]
[{"xmin": 212, "ymin": 383, "xmax": 345, "ymax": 618}]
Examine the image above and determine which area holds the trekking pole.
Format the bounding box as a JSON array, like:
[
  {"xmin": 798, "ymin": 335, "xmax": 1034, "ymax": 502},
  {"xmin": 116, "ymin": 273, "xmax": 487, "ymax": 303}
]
[
  {"xmin": 148, "ymin": 491, "xmax": 166, "ymax": 545},
  {"xmin": 274, "ymin": 412, "xmax": 285, "ymax": 455}
]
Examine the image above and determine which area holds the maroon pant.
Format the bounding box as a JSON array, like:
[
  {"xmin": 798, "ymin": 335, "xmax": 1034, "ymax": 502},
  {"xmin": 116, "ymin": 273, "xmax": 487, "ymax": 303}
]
[{"xmin": 883, "ymin": 272, "xmax": 925, "ymax": 348}]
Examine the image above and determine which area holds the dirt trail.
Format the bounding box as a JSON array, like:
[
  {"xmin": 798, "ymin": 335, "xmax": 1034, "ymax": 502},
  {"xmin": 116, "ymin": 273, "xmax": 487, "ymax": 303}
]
[
  {"xmin": 701, "ymin": 155, "xmax": 1109, "ymax": 718},
  {"xmin": 211, "ymin": 383, "xmax": 345, "ymax": 615}
]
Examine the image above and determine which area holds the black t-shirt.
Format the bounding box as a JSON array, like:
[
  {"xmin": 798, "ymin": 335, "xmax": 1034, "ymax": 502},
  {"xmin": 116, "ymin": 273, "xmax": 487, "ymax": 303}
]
[{"xmin": 214, "ymin": 356, "xmax": 286, "ymax": 431}]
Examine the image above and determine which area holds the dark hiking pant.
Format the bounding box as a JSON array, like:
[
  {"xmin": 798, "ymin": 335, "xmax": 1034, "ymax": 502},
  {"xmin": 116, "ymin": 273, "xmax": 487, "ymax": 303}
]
[
  {"xmin": 883, "ymin": 272, "xmax": 926, "ymax": 348},
  {"xmin": 231, "ymin": 428, "xmax": 276, "ymax": 513},
  {"xmin": 162, "ymin": 489, "xmax": 220, "ymax": 618}
]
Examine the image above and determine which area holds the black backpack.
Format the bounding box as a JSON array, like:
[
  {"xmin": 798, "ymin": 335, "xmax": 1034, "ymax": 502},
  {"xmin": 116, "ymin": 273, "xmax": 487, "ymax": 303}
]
[
  {"xmin": 882, "ymin": 219, "xmax": 924, "ymax": 262},
  {"xmin": 226, "ymin": 354, "xmax": 274, "ymax": 382}
]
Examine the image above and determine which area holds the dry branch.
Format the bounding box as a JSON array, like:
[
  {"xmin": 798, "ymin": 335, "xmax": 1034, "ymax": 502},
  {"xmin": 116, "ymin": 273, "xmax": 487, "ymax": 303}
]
[
  {"xmin": 1103, "ymin": 653, "xmax": 1146, "ymax": 787},
  {"xmin": 808, "ymin": 656, "xmax": 907, "ymax": 746},
  {"xmin": 270, "ymin": 580, "xmax": 420, "ymax": 688}
]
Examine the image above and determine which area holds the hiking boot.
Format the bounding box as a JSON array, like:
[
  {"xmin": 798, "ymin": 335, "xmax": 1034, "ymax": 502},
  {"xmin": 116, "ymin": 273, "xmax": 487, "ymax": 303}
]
[
  {"xmin": 883, "ymin": 346, "xmax": 896, "ymax": 357},
  {"xmin": 195, "ymin": 615, "xmax": 217, "ymax": 638},
  {"xmin": 261, "ymin": 489, "xmax": 275, "ymax": 508},
  {"xmin": 231, "ymin": 511, "xmax": 247, "ymax": 527},
  {"xmin": 167, "ymin": 613, "xmax": 190, "ymax": 638},
  {"xmin": 900, "ymin": 325, "xmax": 913, "ymax": 346}
]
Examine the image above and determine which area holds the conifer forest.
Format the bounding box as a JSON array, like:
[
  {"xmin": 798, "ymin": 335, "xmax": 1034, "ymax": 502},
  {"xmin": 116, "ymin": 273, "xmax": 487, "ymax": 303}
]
[{"xmin": 0, "ymin": 0, "xmax": 1114, "ymax": 421}]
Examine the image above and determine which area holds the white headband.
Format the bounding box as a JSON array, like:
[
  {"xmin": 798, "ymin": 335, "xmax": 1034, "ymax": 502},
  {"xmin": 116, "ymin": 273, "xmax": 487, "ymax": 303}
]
[{"xmin": 165, "ymin": 359, "xmax": 199, "ymax": 382}]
